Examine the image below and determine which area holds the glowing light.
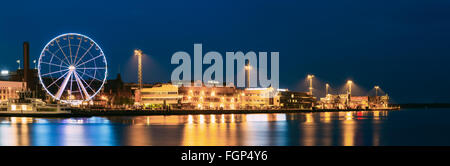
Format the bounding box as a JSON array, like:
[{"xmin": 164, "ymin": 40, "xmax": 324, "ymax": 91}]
[
  {"xmin": 0, "ymin": 70, "xmax": 9, "ymax": 76},
  {"xmin": 68, "ymin": 65, "xmax": 75, "ymax": 71},
  {"xmin": 188, "ymin": 115, "xmax": 194, "ymax": 124},
  {"xmin": 210, "ymin": 115, "xmax": 216, "ymax": 123},
  {"xmin": 324, "ymin": 112, "xmax": 331, "ymax": 123},
  {"xmin": 305, "ymin": 113, "xmax": 313, "ymax": 123},
  {"xmin": 11, "ymin": 105, "xmax": 16, "ymax": 111},
  {"xmin": 345, "ymin": 112, "xmax": 353, "ymax": 121},
  {"xmin": 308, "ymin": 74, "xmax": 314, "ymax": 95},
  {"xmin": 134, "ymin": 49, "xmax": 143, "ymax": 57},
  {"xmin": 199, "ymin": 115, "xmax": 205, "ymax": 124}
]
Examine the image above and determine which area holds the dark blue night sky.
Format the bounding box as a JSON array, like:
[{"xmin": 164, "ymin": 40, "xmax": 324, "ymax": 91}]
[{"xmin": 1, "ymin": 0, "xmax": 450, "ymax": 103}]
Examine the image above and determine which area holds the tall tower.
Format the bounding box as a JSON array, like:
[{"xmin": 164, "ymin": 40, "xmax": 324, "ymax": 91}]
[
  {"xmin": 23, "ymin": 42, "xmax": 30, "ymax": 90},
  {"xmin": 134, "ymin": 49, "xmax": 143, "ymax": 90}
]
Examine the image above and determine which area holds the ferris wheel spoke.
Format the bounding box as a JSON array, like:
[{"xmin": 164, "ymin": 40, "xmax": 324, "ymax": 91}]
[
  {"xmin": 77, "ymin": 71, "xmax": 97, "ymax": 94},
  {"xmin": 73, "ymin": 38, "xmax": 83, "ymax": 67},
  {"xmin": 45, "ymin": 50, "xmax": 70, "ymax": 67},
  {"xmin": 46, "ymin": 70, "xmax": 70, "ymax": 89},
  {"xmin": 41, "ymin": 69, "xmax": 69, "ymax": 77},
  {"xmin": 55, "ymin": 40, "xmax": 72, "ymax": 65},
  {"xmin": 55, "ymin": 70, "xmax": 74, "ymax": 100},
  {"xmin": 76, "ymin": 67, "xmax": 106, "ymax": 70},
  {"xmin": 68, "ymin": 36, "xmax": 73, "ymax": 64},
  {"xmin": 74, "ymin": 75, "xmax": 85, "ymax": 100},
  {"xmin": 75, "ymin": 54, "xmax": 103, "ymax": 67},
  {"xmin": 74, "ymin": 71, "xmax": 91, "ymax": 100},
  {"xmin": 69, "ymin": 73, "xmax": 73, "ymax": 96},
  {"xmin": 74, "ymin": 43, "xmax": 94, "ymax": 66},
  {"xmin": 40, "ymin": 62, "xmax": 67, "ymax": 68},
  {"xmin": 76, "ymin": 70, "xmax": 102, "ymax": 82}
]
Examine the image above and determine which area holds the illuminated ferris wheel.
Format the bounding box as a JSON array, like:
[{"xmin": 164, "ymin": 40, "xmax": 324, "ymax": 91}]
[{"xmin": 38, "ymin": 33, "xmax": 107, "ymax": 103}]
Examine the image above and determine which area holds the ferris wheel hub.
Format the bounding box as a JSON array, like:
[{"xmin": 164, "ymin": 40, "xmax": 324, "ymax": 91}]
[{"xmin": 68, "ymin": 65, "xmax": 75, "ymax": 71}]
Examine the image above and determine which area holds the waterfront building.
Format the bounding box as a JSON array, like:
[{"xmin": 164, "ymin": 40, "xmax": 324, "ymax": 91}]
[
  {"xmin": 178, "ymin": 82, "xmax": 241, "ymax": 110},
  {"xmin": 139, "ymin": 83, "xmax": 181, "ymax": 108},
  {"xmin": 0, "ymin": 81, "xmax": 26, "ymax": 101},
  {"xmin": 102, "ymin": 74, "xmax": 135, "ymax": 107},
  {"xmin": 240, "ymin": 88, "xmax": 280, "ymax": 109},
  {"xmin": 368, "ymin": 95, "xmax": 390, "ymax": 109},
  {"xmin": 278, "ymin": 91, "xmax": 316, "ymax": 109},
  {"xmin": 319, "ymin": 94, "xmax": 390, "ymax": 110},
  {"xmin": 349, "ymin": 96, "xmax": 370, "ymax": 109},
  {"xmin": 319, "ymin": 94, "xmax": 341, "ymax": 109},
  {"xmin": 319, "ymin": 94, "xmax": 350, "ymax": 109}
]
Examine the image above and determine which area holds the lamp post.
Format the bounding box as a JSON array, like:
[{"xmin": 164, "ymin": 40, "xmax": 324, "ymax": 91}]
[
  {"xmin": 374, "ymin": 86, "xmax": 380, "ymax": 104},
  {"xmin": 17, "ymin": 60, "xmax": 21, "ymax": 69},
  {"xmin": 375, "ymin": 86, "xmax": 380, "ymax": 98},
  {"xmin": 326, "ymin": 83, "xmax": 329, "ymax": 96},
  {"xmin": 308, "ymin": 74, "xmax": 314, "ymax": 96},
  {"xmin": 134, "ymin": 49, "xmax": 143, "ymax": 90},
  {"xmin": 245, "ymin": 63, "xmax": 251, "ymax": 88},
  {"xmin": 347, "ymin": 80, "xmax": 353, "ymax": 96},
  {"xmin": 346, "ymin": 80, "xmax": 353, "ymax": 108}
]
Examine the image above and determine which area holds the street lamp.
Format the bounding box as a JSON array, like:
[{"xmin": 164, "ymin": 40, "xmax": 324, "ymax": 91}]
[
  {"xmin": 347, "ymin": 80, "xmax": 353, "ymax": 95},
  {"xmin": 326, "ymin": 83, "xmax": 330, "ymax": 96},
  {"xmin": 374, "ymin": 86, "xmax": 380, "ymax": 97},
  {"xmin": 16, "ymin": 60, "xmax": 21, "ymax": 69},
  {"xmin": 245, "ymin": 64, "xmax": 251, "ymax": 88},
  {"xmin": 374, "ymin": 86, "xmax": 380, "ymax": 104},
  {"xmin": 134, "ymin": 49, "xmax": 143, "ymax": 90},
  {"xmin": 307, "ymin": 75, "xmax": 314, "ymax": 96}
]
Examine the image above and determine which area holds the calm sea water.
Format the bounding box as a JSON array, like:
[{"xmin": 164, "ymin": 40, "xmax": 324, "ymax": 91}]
[{"xmin": 0, "ymin": 109, "xmax": 449, "ymax": 146}]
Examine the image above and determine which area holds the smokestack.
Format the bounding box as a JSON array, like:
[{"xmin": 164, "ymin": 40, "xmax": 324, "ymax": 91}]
[{"xmin": 23, "ymin": 42, "xmax": 29, "ymax": 90}]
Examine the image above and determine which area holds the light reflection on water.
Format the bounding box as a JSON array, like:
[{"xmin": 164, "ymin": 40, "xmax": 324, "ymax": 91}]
[{"xmin": 0, "ymin": 111, "xmax": 397, "ymax": 146}]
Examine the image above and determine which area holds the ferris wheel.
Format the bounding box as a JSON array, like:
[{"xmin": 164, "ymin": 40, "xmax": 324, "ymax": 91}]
[{"xmin": 38, "ymin": 33, "xmax": 107, "ymax": 103}]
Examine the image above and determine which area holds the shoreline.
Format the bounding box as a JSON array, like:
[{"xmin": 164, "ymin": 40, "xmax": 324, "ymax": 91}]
[{"xmin": 0, "ymin": 108, "xmax": 400, "ymax": 118}]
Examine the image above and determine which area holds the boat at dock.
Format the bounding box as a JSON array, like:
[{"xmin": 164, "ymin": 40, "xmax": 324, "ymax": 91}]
[{"xmin": 0, "ymin": 92, "xmax": 71, "ymax": 116}]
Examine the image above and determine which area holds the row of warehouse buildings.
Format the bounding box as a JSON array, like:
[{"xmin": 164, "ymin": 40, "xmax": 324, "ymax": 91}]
[{"xmin": 135, "ymin": 81, "xmax": 316, "ymax": 110}]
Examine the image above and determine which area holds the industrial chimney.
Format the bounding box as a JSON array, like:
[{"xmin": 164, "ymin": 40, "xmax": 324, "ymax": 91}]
[{"xmin": 23, "ymin": 42, "xmax": 30, "ymax": 90}]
